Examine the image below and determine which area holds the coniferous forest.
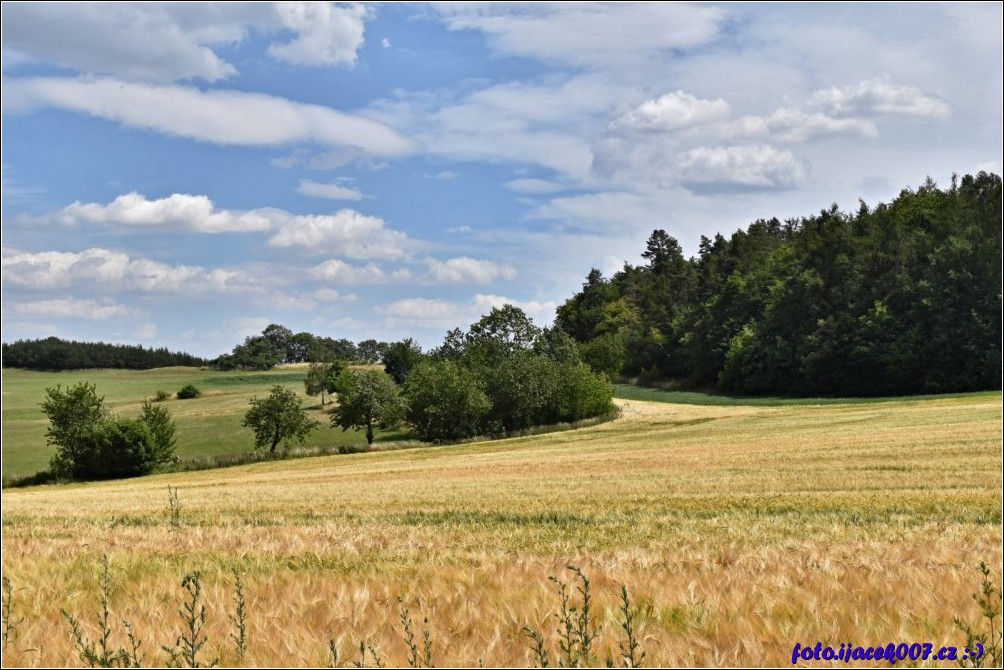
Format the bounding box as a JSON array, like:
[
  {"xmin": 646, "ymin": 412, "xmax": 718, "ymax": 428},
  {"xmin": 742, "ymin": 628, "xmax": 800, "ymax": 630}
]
[
  {"xmin": 556, "ymin": 172, "xmax": 1002, "ymax": 396},
  {"xmin": 1, "ymin": 337, "xmax": 209, "ymax": 371}
]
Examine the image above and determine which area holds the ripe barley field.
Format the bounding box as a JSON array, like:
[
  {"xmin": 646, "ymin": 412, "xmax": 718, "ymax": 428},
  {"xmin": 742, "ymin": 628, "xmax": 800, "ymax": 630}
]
[{"xmin": 1, "ymin": 391, "xmax": 1001, "ymax": 667}]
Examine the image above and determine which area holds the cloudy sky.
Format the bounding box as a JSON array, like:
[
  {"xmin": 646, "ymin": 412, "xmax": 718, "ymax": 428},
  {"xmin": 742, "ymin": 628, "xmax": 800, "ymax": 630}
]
[{"xmin": 2, "ymin": 2, "xmax": 1001, "ymax": 358}]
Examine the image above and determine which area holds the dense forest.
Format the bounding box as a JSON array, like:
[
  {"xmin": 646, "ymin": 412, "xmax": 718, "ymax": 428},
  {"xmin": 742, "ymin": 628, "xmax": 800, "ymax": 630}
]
[
  {"xmin": 557, "ymin": 172, "xmax": 1002, "ymax": 396},
  {"xmin": 1, "ymin": 337, "xmax": 208, "ymax": 370}
]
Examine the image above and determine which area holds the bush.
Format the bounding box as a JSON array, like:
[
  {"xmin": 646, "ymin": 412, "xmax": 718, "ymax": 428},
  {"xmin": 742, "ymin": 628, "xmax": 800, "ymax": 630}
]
[
  {"xmin": 177, "ymin": 384, "xmax": 201, "ymax": 400},
  {"xmin": 553, "ymin": 362, "xmax": 615, "ymax": 422},
  {"xmin": 44, "ymin": 383, "xmax": 177, "ymax": 482},
  {"xmin": 139, "ymin": 401, "xmax": 178, "ymax": 465},
  {"xmin": 154, "ymin": 390, "xmax": 171, "ymax": 402},
  {"xmin": 68, "ymin": 418, "xmax": 158, "ymax": 480}
]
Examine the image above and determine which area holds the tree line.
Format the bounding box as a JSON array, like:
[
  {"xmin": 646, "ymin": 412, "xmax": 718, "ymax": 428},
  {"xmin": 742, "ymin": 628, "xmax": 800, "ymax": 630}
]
[
  {"xmin": 557, "ymin": 172, "xmax": 1002, "ymax": 396},
  {"xmin": 1, "ymin": 337, "xmax": 208, "ymax": 370},
  {"xmin": 213, "ymin": 324, "xmax": 390, "ymax": 370},
  {"xmin": 272, "ymin": 305, "xmax": 616, "ymax": 447}
]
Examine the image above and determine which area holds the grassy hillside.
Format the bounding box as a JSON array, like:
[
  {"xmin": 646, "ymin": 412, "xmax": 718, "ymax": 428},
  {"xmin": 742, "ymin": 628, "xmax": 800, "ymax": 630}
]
[
  {"xmin": 1, "ymin": 366, "xmax": 406, "ymax": 479},
  {"xmin": 1, "ymin": 391, "xmax": 1000, "ymax": 666}
]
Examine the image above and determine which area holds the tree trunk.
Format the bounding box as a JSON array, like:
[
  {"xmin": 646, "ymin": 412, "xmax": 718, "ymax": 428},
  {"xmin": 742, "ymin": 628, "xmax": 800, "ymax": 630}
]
[
  {"xmin": 366, "ymin": 422, "xmax": 374, "ymax": 445},
  {"xmin": 270, "ymin": 428, "xmax": 280, "ymax": 453}
]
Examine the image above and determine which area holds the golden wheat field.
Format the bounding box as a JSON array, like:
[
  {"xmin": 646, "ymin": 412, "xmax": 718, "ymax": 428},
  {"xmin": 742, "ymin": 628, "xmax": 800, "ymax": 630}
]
[{"xmin": 1, "ymin": 393, "xmax": 1001, "ymax": 667}]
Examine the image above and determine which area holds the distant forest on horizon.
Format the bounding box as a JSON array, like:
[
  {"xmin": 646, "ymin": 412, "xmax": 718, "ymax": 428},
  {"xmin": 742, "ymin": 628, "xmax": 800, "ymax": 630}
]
[{"xmin": 4, "ymin": 171, "xmax": 1001, "ymax": 398}]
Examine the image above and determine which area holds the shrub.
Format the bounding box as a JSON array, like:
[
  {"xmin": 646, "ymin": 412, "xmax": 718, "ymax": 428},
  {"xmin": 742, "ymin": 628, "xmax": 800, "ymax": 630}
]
[
  {"xmin": 553, "ymin": 362, "xmax": 615, "ymax": 423},
  {"xmin": 140, "ymin": 401, "xmax": 177, "ymax": 466},
  {"xmin": 43, "ymin": 383, "xmax": 176, "ymax": 481},
  {"xmin": 72, "ymin": 418, "xmax": 158, "ymax": 480},
  {"xmin": 154, "ymin": 390, "xmax": 171, "ymax": 402},
  {"xmin": 177, "ymin": 384, "xmax": 201, "ymax": 400}
]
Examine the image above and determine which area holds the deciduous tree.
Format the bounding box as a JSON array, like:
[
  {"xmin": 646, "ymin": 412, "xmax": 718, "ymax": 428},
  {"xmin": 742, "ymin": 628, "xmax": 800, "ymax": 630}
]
[
  {"xmin": 331, "ymin": 370, "xmax": 406, "ymax": 445},
  {"xmin": 241, "ymin": 386, "xmax": 319, "ymax": 453}
]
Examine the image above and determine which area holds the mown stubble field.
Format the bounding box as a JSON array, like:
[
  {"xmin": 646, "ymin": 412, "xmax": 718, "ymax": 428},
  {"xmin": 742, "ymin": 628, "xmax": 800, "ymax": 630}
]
[{"xmin": 1, "ymin": 392, "xmax": 1001, "ymax": 666}]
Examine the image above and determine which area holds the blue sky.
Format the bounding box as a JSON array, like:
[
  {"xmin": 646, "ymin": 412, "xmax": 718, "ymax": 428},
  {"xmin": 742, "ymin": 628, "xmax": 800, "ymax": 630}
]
[{"xmin": 2, "ymin": 2, "xmax": 1001, "ymax": 358}]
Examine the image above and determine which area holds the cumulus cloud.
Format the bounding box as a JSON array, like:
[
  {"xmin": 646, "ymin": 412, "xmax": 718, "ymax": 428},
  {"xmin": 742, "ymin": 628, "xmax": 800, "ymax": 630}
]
[
  {"xmin": 676, "ymin": 145, "xmax": 808, "ymax": 192},
  {"xmin": 268, "ymin": 209, "xmax": 408, "ymax": 259},
  {"xmin": 53, "ymin": 192, "xmax": 272, "ymax": 232},
  {"xmin": 614, "ymin": 91, "xmax": 729, "ymax": 131},
  {"xmin": 296, "ymin": 180, "xmax": 364, "ymax": 201},
  {"xmin": 434, "ymin": 3, "xmax": 722, "ymax": 69},
  {"xmin": 3, "ymin": 78, "xmax": 415, "ymax": 155},
  {"xmin": 6, "ymin": 298, "xmax": 136, "ymax": 320},
  {"xmin": 267, "ymin": 2, "xmax": 369, "ymax": 66},
  {"xmin": 425, "ymin": 257, "xmax": 516, "ymax": 284},
  {"xmin": 30, "ymin": 193, "xmax": 410, "ymax": 260},
  {"xmin": 309, "ymin": 259, "xmax": 411, "ymax": 284},
  {"xmin": 1, "ymin": 247, "xmax": 258, "ymax": 294},
  {"xmin": 0, "ymin": 3, "xmax": 371, "ymax": 82},
  {"xmin": 810, "ymin": 77, "xmax": 950, "ymax": 118}
]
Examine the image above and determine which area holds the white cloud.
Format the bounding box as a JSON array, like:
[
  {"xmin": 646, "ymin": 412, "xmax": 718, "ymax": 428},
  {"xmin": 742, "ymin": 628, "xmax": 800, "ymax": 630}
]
[
  {"xmin": 309, "ymin": 259, "xmax": 411, "ymax": 284},
  {"xmin": 711, "ymin": 108, "xmax": 878, "ymax": 143},
  {"xmin": 0, "ymin": 2, "xmax": 244, "ymax": 82},
  {"xmin": 0, "ymin": 3, "xmax": 371, "ymax": 82},
  {"xmin": 425, "ymin": 257, "xmax": 516, "ymax": 284},
  {"xmin": 3, "ymin": 78, "xmax": 415, "ymax": 156},
  {"xmin": 30, "ymin": 193, "xmax": 410, "ymax": 261},
  {"xmin": 378, "ymin": 297, "xmax": 456, "ymax": 321},
  {"xmin": 810, "ymin": 77, "xmax": 950, "ymax": 118},
  {"xmin": 381, "ymin": 38, "xmax": 391, "ymax": 49},
  {"xmin": 313, "ymin": 287, "xmax": 342, "ymax": 302},
  {"xmin": 53, "ymin": 192, "xmax": 271, "ymax": 232},
  {"xmin": 1, "ymin": 247, "xmax": 259, "ymax": 294},
  {"xmin": 134, "ymin": 322, "xmax": 158, "ymax": 341},
  {"xmin": 365, "ymin": 74, "xmax": 619, "ymax": 179},
  {"xmin": 676, "ymin": 145, "xmax": 809, "ymax": 192},
  {"xmin": 434, "ymin": 3, "xmax": 722, "ymax": 70},
  {"xmin": 267, "ymin": 2, "xmax": 369, "ymax": 66},
  {"xmin": 615, "ymin": 91, "xmax": 729, "ymax": 131},
  {"xmin": 269, "ymin": 209, "xmax": 408, "ymax": 259},
  {"xmin": 296, "ymin": 180, "xmax": 364, "ymax": 201},
  {"xmin": 377, "ymin": 293, "xmax": 557, "ymax": 331},
  {"xmin": 6, "ymin": 298, "xmax": 136, "ymax": 320},
  {"xmin": 504, "ymin": 178, "xmax": 565, "ymax": 194}
]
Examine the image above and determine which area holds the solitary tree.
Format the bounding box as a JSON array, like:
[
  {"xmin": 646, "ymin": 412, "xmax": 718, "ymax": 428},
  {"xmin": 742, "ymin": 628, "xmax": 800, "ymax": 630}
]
[
  {"xmin": 242, "ymin": 386, "xmax": 319, "ymax": 453},
  {"xmin": 330, "ymin": 370, "xmax": 406, "ymax": 444}
]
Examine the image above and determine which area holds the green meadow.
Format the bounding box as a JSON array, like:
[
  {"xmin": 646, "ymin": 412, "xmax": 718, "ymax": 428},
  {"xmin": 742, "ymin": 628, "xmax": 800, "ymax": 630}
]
[{"xmin": 0, "ymin": 366, "xmax": 408, "ymax": 479}]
